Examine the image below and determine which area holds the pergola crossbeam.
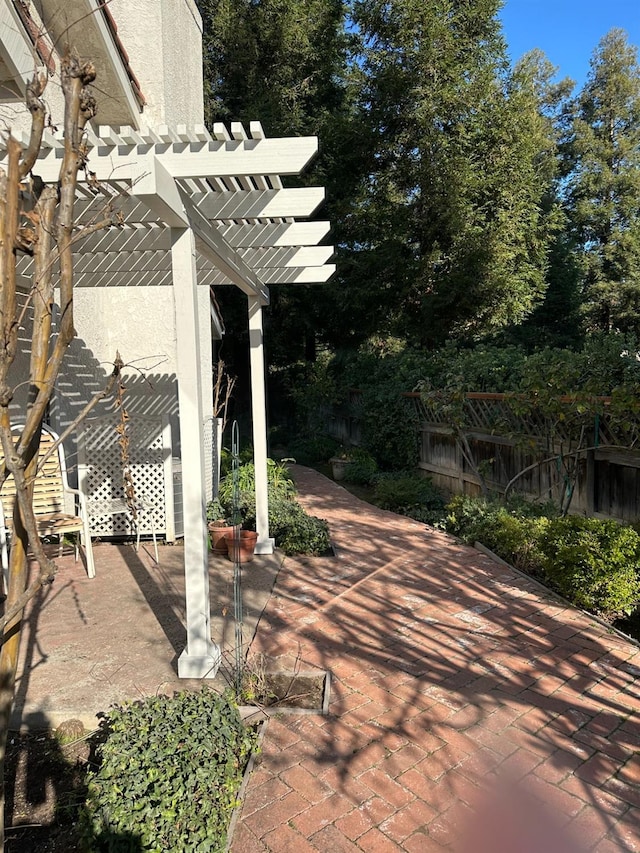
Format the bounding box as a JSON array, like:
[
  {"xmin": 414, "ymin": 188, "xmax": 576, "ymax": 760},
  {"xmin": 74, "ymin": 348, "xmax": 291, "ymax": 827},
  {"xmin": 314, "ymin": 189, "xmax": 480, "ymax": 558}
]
[{"xmin": 27, "ymin": 133, "xmax": 319, "ymax": 183}]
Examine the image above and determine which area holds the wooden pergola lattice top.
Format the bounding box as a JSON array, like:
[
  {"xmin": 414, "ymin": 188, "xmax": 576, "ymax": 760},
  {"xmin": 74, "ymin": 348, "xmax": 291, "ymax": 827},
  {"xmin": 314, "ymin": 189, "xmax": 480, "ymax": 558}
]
[{"xmin": 6, "ymin": 120, "xmax": 335, "ymax": 304}]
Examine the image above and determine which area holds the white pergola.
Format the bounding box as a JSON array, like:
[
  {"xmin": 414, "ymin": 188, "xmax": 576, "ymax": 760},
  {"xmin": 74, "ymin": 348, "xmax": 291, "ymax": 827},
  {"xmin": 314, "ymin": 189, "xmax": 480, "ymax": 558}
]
[{"xmin": 5, "ymin": 121, "xmax": 334, "ymax": 678}]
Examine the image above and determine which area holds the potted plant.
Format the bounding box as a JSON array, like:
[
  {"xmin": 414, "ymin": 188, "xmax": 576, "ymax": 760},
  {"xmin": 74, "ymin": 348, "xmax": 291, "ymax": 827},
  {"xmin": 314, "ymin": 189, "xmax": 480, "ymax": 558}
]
[
  {"xmin": 329, "ymin": 448, "xmax": 354, "ymax": 481},
  {"xmin": 224, "ymin": 526, "xmax": 259, "ymax": 563},
  {"xmin": 206, "ymin": 499, "xmax": 231, "ymax": 556}
]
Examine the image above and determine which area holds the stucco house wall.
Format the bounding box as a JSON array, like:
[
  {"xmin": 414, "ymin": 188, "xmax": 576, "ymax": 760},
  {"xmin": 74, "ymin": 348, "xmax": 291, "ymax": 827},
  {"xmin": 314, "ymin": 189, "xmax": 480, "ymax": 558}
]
[
  {"xmin": 111, "ymin": 0, "xmax": 204, "ymax": 127},
  {"xmin": 0, "ymin": 0, "xmax": 217, "ymax": 511},
  {"xmin": 70, "ymin": 0, "xmax": 212, "ymax": 451}
]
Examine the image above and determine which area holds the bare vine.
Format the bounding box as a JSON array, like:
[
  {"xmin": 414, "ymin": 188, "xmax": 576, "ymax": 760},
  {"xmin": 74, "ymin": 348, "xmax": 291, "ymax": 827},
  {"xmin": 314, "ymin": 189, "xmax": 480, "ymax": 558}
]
[
  {"xmin": 113, "ymin": 358, "xmax": 138, "ymax": 524},
  {"xmin": 213, "ymin": 358, "xmax": 236, "ymax": 433},
  {"xmin": 0, "ymin": 54, "xmax": 120, "ymax": 850}
]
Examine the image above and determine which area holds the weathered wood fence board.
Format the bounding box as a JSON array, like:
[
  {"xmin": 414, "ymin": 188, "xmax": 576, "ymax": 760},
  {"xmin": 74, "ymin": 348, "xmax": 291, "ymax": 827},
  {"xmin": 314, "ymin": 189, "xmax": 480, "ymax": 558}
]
[{"xmin": 323, "ymin": 389, "xmax": 640, "ymax": 524}]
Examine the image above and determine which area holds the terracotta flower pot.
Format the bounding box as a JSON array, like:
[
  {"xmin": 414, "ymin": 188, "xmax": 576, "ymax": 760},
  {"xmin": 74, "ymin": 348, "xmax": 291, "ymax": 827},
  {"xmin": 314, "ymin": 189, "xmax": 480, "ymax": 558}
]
[
  {"xmin": 224, "ymin": 528, "xmax": 258, "ymax": 563},
  {"xmin": 208, "ymin": 520, "xmax": 230, "ymax": 555}
]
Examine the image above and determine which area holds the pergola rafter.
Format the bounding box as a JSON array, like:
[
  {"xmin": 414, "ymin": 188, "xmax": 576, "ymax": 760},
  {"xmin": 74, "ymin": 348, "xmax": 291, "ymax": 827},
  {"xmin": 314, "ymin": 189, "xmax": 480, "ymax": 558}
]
[{"xmin": 218, "ymin": 220, "xmax": 331, "ymax": 248}]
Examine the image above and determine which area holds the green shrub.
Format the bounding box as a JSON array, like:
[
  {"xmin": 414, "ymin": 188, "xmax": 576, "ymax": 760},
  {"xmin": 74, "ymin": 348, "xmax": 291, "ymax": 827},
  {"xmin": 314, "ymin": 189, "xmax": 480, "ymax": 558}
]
[
  {"xmin": 445, "ymin": 494, "xmax": 502, "ymax": 542},
  {"xmin": 268, "ymin": 496, "xmax": 330, "ymax": 555},
  {"xmin": 217, "ymin": 461, "xmax": 330, "ymax": 555},
  {"xmin": 445, "ymin": 494, "xmax": 553, "ymax": 573},
  {"xmin": 539, "ymin": 516, "xmax": 640, "ymax": 615},
  {"xmin": 478, "ymin": 512, "xmax": 549, "ymax": 574},
  {"xmin": 446, "ymin": 494, "xmax": 553, "ymax": 540},
  {"xmin": 82, "ymin": 689, "xmax": 256, "ymax": 852},
  {"xmin": 342, "ymin": 449, "xmax": 378, "ymax": 486},
  {"xmin": 374, "ymin": 473, "xmax": 446, "ymax": 524}
]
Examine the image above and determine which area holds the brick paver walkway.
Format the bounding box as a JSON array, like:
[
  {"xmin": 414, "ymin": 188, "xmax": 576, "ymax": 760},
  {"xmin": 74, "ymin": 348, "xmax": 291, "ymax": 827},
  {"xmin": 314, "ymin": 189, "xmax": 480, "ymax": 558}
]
[{"xmin": 231, "ymin": 466, "xmax": 640, "ymax": 852}]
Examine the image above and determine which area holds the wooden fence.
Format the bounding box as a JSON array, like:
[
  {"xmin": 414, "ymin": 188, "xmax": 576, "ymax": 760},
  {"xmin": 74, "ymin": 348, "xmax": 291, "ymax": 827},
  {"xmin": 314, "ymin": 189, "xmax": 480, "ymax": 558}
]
[
  {"xmin": 321, "ymin": 388, "xmax": 363, "ymax": 447},
  {"xmin": 323, "ymin": 390, "xmax": 640, "ymax": 524}
]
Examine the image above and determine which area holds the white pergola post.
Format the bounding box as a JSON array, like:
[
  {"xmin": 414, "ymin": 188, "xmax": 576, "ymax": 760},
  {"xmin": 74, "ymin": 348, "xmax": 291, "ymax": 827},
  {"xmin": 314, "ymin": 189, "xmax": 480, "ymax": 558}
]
[
  {"xmin": 172, "ymin": 227, "xmax": 221, "ymax": 678},
  {"xmin": 248, "ymin": 295, "xmax": 274, "ymax": 554}
]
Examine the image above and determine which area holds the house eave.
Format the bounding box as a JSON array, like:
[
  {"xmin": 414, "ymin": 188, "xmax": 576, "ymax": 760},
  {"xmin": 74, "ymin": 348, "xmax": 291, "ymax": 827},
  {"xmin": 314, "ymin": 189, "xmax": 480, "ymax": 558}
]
[
  {"xmin": 39, "ymin": 0, "xmax": 143, "ymax": 127},
  {"xmin": 0, "ymin": 0, "xmax": 40, "ymax": 101}
]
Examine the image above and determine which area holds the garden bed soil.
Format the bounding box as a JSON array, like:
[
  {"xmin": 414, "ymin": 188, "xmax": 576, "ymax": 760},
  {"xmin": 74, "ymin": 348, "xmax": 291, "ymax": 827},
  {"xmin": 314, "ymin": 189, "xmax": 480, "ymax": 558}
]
[
  {"xmin": 5, "ymin": 730, "xmax": 88, "ymax": 853},
  {"xmin": 615, "ymin": 607, "xmax": 640, "ymax": 644},
  {"xmin": 240, "ymin": 670, "xmax": 330, "ymax": 715}
]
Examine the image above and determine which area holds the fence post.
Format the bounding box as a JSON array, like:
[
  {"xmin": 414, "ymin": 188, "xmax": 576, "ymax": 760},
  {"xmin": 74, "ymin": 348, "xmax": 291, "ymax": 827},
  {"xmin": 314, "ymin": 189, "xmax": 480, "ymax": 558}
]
[
  {"xmin": 586, "ymin": 413, "xmax": 599, "ymax": 515},
  {"xmin": 456, "ymin": 437, "xmax": 465, "ymax": 494}
]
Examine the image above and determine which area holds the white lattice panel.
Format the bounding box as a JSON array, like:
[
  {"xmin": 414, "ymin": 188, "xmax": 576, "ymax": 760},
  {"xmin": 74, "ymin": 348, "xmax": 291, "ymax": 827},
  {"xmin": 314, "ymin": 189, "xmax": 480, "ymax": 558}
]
[
  {"xmin": 203, "ymin": 416, "xmax": 214, "ymax": 502},
  {"xmin": 78, "ymin": 415, "xmax": 170, "ymax": 538}
]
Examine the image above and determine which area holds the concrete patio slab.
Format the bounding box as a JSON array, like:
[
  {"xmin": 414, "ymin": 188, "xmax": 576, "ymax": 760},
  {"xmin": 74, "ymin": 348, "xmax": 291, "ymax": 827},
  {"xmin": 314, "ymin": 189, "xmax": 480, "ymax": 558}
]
[{"xmin": 9, "ymin": 541, "xmax": 282, "ymax": 730}]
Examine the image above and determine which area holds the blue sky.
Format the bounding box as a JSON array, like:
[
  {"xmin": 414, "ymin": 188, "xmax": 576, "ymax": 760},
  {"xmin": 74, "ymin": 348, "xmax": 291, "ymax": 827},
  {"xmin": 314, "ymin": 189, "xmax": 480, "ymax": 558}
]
[{"xmin": 499, "ymin": 0, "xmax": 640, "ymax": 89}]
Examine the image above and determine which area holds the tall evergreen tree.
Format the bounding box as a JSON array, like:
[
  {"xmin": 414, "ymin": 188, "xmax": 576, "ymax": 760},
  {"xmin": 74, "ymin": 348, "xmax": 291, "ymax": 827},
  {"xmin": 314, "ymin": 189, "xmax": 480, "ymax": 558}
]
[
  {"xmin": 505, "ymin": 50, "xmax": 583, "ymax": 349},
  {"xmin": 349, "ymin": 0, "xmax": 557, "ymax": 347},
  {"xmin": 198, "ymin": 0, "xmax": 369, "ymax": 364},
  {"xmin": 199, "ymin": 0, "xmax": 348, "ymax": 137},
  {"xmin": 566, "ymin": 29, "xmax": 640, "ymax": 334}
]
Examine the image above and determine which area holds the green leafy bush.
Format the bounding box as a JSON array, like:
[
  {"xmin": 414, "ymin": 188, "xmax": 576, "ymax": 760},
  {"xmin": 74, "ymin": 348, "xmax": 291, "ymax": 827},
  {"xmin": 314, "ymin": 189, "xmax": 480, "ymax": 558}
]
[
  {"xmin": 445, "ymin": 495, "xmax": 540, "ymax": 569},
  {"xmin": 288, "ymin": 434, "xmax": 340, "ymax": 465},
  {"xmin": 268, "ymin": 495, "xmax": 330, "ymax": 555},
  {"xmin": 446, "ymin": 494, "xmax": 552, "ymax": 537},
  {"xmin": 82, "ymin": 689, "xmax": 256, "ymax": 852},
  {"xmin": 374, "ymin": 472, "xmax": 446, "ymax": 524},
  {"xmin": 539, "ymin": 516, "xmax": 640, "ymax": 615},
  {"xmin": 478, "ymin": 511, "xmax": 549, "ymax": 574},
  {"xmin": 218, "ymin": 459, "xmax": 296, "ymax": 506},
  {"xmin": 445, "ymin": 495, "xmax": 503, "ymax": 542},
  {"xmin": 206, "ymin": 498, "xmax": 226, "ymax": 522},
  {"xmin": 341, "ymin": 448, "xmax": 378, "ymax": 486},
  {"xmin": 217, "ymin": 459, "xmax": 297, "ymax": 526}
]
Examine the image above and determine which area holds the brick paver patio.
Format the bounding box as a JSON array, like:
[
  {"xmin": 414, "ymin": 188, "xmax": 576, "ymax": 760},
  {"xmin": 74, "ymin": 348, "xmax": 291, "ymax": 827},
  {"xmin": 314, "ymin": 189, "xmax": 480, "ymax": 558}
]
[{"xmin": 230, "ymin": 465, "xmax": 640, "ymax": 852}]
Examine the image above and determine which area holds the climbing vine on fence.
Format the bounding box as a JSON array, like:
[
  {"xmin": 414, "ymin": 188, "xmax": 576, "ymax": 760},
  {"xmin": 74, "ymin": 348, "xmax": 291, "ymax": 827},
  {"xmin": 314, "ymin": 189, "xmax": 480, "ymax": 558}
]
[{"xmin": 416, "ymin": 346, "xmax": 640, "ymax": 513}]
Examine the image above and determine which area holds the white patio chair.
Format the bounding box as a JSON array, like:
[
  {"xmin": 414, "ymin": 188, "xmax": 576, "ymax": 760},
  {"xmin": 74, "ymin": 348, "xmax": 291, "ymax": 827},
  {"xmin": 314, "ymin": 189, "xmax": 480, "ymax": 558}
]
[
  {"xmin": 0, "ymin": 424, "xmax": 95, "ymax": 591},
  {"xmin": 78, "ymin": 487, "xmax": 159, "ymax": 564}
]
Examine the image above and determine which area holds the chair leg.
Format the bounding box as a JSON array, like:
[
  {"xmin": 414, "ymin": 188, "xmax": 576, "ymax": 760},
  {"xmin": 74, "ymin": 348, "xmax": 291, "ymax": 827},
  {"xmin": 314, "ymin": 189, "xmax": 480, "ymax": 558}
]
[
  {"xmin": 150, "ymin": 513, "xmax": 159, "ymax": 565},
  {"xmin": 0, "ymin": 529, "xmax": 8, "ymax": 597},
  {"xmin": 80, "ymin": 521, "xmax": 95, "ymax": 579}
]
